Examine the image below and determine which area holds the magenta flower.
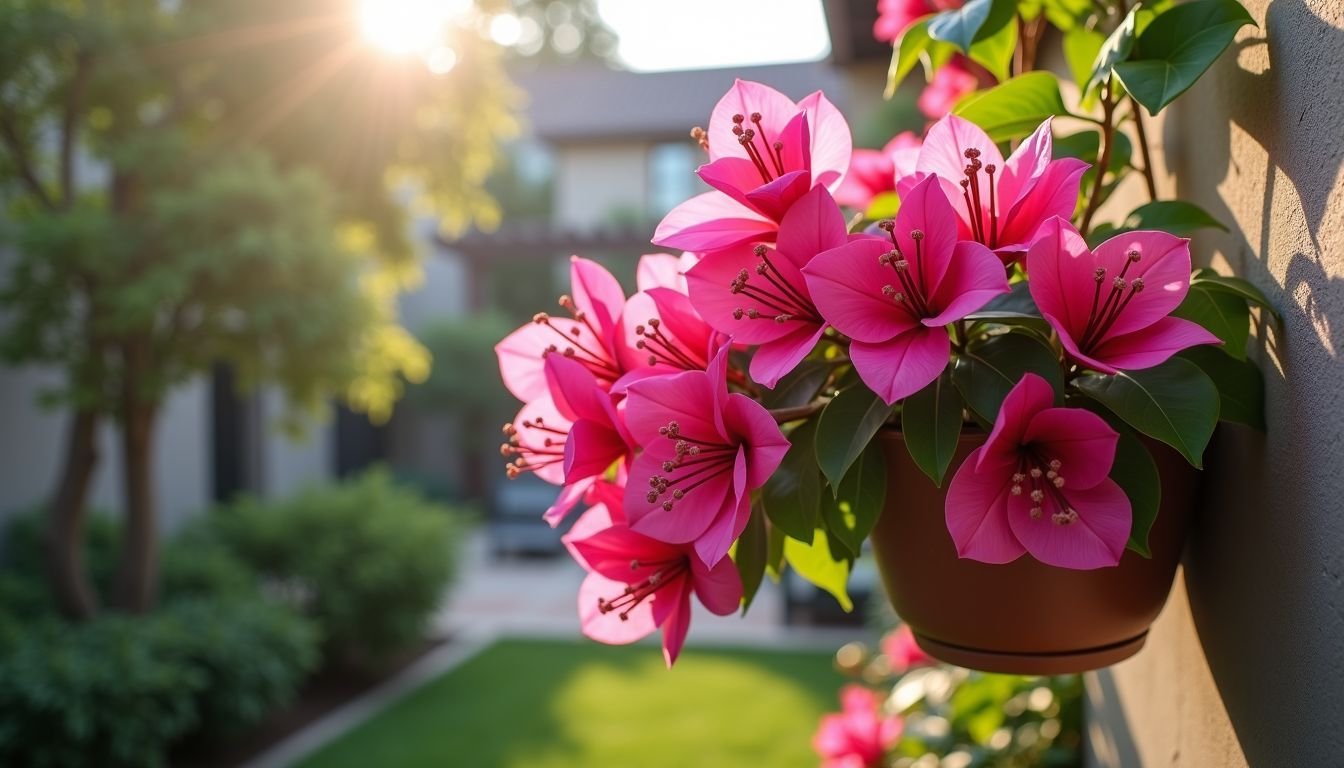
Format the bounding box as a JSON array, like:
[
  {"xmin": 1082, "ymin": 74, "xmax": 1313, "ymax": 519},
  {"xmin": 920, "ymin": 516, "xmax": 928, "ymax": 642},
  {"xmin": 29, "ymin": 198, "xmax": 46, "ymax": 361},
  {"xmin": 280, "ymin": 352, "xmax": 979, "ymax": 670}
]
[
  {"xmin": 653, "ymin": 79, "xmax": 852, "ymax": 252},
  {"xmin": 833, "ymin": 132, "xmax": 921, "ymax": 210},
  {"xmin": 618, "ymin": 255, "xmax": 723, "ymax": 386},
  {"xmin": 946, "ymin": 373, "xmax": 1132, "ymax": 569},
  {"xmin": 917, "ymin": 57, "xmax": 983, "ymax": 119},
  {"xmin": 1027, "ymin": 217, "xmax": 1221, "ymax": 374},
  {"xmin": 496, "ymin": 256, "xmax": 628, "ymax": 401},
  {"xmin": 623, "ymin": 344, "xmax": 790, "ymax": 566},
  {"xmin": 812, "ymin": 685, "xmax": 903, "ymax": 768},
  {"xmin": 803, "ymin": 176, "xmax": 1008, "ymax": 404},
  {"xmin": 685, "ymin": 186, "xmax": 848, "ymax": 388},
  {"xmin": 881, "ymin": 625, "xmax": 934, "ymax": 675},
  {"xmin": 902, "ymin": 115, "xmax": 1089, "ymax": 261},
  {"xmin": 873, "ymin": 0, "xmax": 963, "ymax": 42},
  {"xmin": 563, "ymin": 492, "xmax": 742, "ymax": 667}
]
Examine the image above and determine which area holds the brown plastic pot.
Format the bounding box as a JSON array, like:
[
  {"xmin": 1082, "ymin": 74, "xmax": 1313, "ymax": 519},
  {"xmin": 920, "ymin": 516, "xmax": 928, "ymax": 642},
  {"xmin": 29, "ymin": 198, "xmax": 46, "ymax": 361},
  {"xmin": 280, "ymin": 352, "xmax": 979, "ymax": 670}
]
[{"xmin": 870, "ymin": 429, "xmax": 1197, "ymax": 675}]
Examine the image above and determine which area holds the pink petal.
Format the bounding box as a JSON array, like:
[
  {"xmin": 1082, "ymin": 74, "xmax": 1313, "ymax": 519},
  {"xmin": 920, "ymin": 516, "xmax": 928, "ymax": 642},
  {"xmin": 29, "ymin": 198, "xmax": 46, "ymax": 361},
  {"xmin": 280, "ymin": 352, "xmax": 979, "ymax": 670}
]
[
  {"xmin": 1042, "ymin": 308, "xmax": 1114, "ymax": 373},
  {"xmin": 1007, "ymin": 478, "xmax": 1131, "ymax": 569},
  {"xmin": 544, "ymin": 353, "xmax": 610, "ymax": 423},
  {"xmin": 945, "ymin": 447, "xmax": 1027, "ymax": 564},
  {"xmin": 1022, "ymin": 407, "xmax": 1119, "ymax": 489},
  {"xmin": 772, "ymin": 110, "xmax": 813, "ymax": 181},
  {"xmin": 776, "ymin": 185, "xmax": 850, "ymax": 267},
  {"xmin": 1026, "ymin": 216, "xmax": 1099, "ymax": 343},
  {"xmin": 723, "ymin": 394, "xmax": 791, "ymax": 487},
  {"xmin": 833, "ymin": 148, "xmax": 894, "ymax": 208},
  {"xmin": 978, "ymin": 373, "xmax": 1055, "ymax": 469},
  {"xmin": 636, "ymin": 253, "xmax": 686, "ymax": 292},
  {"xmin": 849, "ymin": 328, "xmax": 950, "ymax": 405},
  {"xmin": 892, "ymin": 175, "xmax": 960, "ymax": 298},
  {"xmin": 571, "ymin": 525, "xmax": 675, "ymax": 580},
  {"xmin": 705, "ymin": 341, "xmax": 733, "ymax": 441},
  {"xmin": 646, "ymin": 287, "xmax": 713, "ymax": 363},
  {"xmin": 803, "ymin": 237, "xmax": 920, "ymax": 344},
  {"xmin": 744, "ymin": 169, "xmax": 812, "ymax": 222},
  {"xmin": 511, "ymin": 396, "xmax": 572, "ymax": 486},
  {"xmin": 997, "ymin": 117, "xmax": 1055, "ymax": 214},
  {"xmin": 698, "ymin": 156, "xmax": 768, "ymax": 211},
  {"xmin": 495, "ymin": 321, "xmax": 560, "ymax": 402},
  {"xmin": 625, "ymin": 449, "xmax": 733, "ymax": 544},
  {"xmin": 623, "ymin": 367, "xmax": 718, "ymax": 447},
  {"xmin": 692, "ymin": 554, "xmax": 745, "ymax": 615},
  {"xmin": 916, "ymin": 114, "xmax": 1006, "ymax": 222},
  {"xmin": 561, "ymin": 503, "xmax": 616, "ymax": 567},
  {"xmin": 660, "ymin": 589, "xmax": 694, "ymax": 666},
  {"xmin": 750, "ymin": 323, "xmax": 827, "ymax": 389},
  {"xmin": 563, "ymin": 419, "xmax": 627, "ymax": 485},
  {"xmin": 797, "ymin": 90, "xmax": 853, "ymax": 189},
  {"xmin": 923, "ymin": 241, "xmax": 1009, "ymax": 326},
  {"xmin": 1091, "ymin": 230, "xmax": 1193, "ymax": 338},
  {"xmin": 707, "ymin": 80, "xmax": 801, "ymax": 164},
  {"xmin": 693, "ymin": 487, "xmax": 748, "ymax": 567},
  {"xmin": 997, "ymin": 157, "xmax": 1089, "ymax": 250},
  {"xmin": 685, "ymin": 245, "xmax": 797, "ymax": 345},
  {"xmin": 653, "ymin": 191, "xmax": 776, "ymax": 252},
  {"xmin": 579, "ymin": 572, "xmax": 660, "ymax": 645},
  {"xmin": 1090, "ymin": 315, "xmax": 1222, "ymax": 371},
  {"xmin": 544, "ymin": 478, "xmax": 593, "ymax": 526},
  {"xmin": 570, "ymin": 256, "xmax": 626, "ymax": 339}
]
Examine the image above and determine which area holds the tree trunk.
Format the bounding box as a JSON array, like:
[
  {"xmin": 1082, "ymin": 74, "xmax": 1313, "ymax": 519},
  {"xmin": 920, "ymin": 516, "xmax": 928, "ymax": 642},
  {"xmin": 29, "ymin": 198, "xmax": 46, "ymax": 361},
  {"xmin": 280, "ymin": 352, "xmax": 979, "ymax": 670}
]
[
  {"xmin": 113, "ymin": 341, "xmax": 159, "ymax": 613},
  {"xmin": 45, "ymin": 408, "xmax": 101, "ymax": 620}
]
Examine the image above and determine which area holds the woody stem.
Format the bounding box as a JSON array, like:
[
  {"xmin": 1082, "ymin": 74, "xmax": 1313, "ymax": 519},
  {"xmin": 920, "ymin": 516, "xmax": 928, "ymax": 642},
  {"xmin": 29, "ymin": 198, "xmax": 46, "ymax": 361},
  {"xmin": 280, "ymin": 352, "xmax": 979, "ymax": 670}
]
[{"xmin": 1079, "ymin": 81, "xmax": 1117, "ymax": 237}]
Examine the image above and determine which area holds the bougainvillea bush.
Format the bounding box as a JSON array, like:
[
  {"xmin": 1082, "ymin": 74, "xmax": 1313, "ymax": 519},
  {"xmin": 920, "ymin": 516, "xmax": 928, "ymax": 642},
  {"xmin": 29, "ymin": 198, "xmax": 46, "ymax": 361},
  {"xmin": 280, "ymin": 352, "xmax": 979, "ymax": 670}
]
[{"xmin": 495, "ymin": 0, "xmax": 1271, "ymax": 666}]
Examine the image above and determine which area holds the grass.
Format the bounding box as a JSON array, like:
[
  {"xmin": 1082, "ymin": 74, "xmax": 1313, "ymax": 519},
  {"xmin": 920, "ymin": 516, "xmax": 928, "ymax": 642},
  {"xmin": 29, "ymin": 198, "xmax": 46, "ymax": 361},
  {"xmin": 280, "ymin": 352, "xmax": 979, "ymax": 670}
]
[{"xmin": 296, "ymin": 638, "xmax": 844, "ymax": 768}]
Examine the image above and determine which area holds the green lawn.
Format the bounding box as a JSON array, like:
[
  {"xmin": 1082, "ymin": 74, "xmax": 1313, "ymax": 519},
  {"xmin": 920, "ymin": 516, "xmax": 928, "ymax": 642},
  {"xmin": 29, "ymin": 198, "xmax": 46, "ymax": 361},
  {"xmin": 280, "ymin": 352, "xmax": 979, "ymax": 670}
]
[{"xmin": 297, "ymin": 638, "xmax": 843, "ymax": 768}]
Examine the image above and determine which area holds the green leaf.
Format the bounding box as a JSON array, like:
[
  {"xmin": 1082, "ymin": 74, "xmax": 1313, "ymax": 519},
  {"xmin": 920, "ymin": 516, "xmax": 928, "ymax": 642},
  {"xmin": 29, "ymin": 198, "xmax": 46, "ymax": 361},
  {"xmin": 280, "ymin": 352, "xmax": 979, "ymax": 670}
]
[
  {"xmin": 967, "ymin": 0, "xmax": 1019, "ymax": 82},
  {"xmin": 1111, "ymin": 423, "xmax": 1162, "ymax": 557},
  {"xmin": 1179, "ymin": 346, "xmax": 1265, "ymax": 429},
  {"xmin": 901, "ymin": 370, "xmax": 964, "ymax": 486},
  {"xmin": 761, "ymin": 419, "xmax": 822, "ymax": 541},
  {"xmin": 734, "ymin": 502, "xmax": 768, "ymax": 614},
  {"xmin": 784, "ymin": 527, "xmax": 853, "ymax": 612},
  {"xmin": 1191, "ymin": 271, "xmax": 1280, "ymax": 320},
  {"xmin": 1172, "ymin": 283, "xmax": 1250, "ymax": 359},
  {"xmin": 761, "ymin": 359, "xmax": 831, "ymax": 410},
  {"xmin": 1075, "ymin": 357, "xmax": 1219, "ymax": 467},
  {"xmin": 814, "ymin": 385, "xmax": 894, "ymax": 492},
  {"xmin": 1064, "ymin": 26, "xmax": 1106, "ymax": 88},
  {"xmin": 1114, "ymin": 0, "xmax": 1257, "ymax": 115},
  {"xmin": 1085, "ymin": 3, "xmax": 1141, "ymax": 98},
  {"xmin": 974, "ymin": 279, "xmax": 1041, "ymax": 317},
  {"xmin": 927, "ymin": 0, "xmax": 993, "ymax": 52},
  {"xmin": 1040, "ymin": 0, "xmax": 1095, "ymax": 30},
  {"xmin": 952, "ymin": 332, "xmax": 1065, "ymax": 423},
  {"xmin": 952, "ymin": 72, "xmax": 1070, "ymax": 143},
  {"xmin": 824, "ymin": 443, "xmax": 888, "ymax": 556},
  {"xmin": 886, "ymin": 17, "xmax": 935, "ymax": 98},
  {"xmin": 766, "ymin": 520, "xmax": 786, "ymax": 581},
  {"xmin": 1120, "ymin": 200, "xmax": 1228, "ymax": 237}
]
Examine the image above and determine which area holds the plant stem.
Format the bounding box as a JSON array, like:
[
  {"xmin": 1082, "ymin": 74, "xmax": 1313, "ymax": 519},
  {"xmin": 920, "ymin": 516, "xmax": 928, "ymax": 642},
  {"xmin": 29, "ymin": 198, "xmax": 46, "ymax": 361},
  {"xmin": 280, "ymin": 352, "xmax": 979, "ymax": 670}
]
[
  {"xmin": 769, "ymin": 402, "xmax": 826, "ymax": 424},
  {"xmin": 1080, "ymin": 82, "xmax": 1118, "ymax": 237},
  {"xmin": 1130, "ymin": 95, "xmax": 1159, "ymax": 201}
]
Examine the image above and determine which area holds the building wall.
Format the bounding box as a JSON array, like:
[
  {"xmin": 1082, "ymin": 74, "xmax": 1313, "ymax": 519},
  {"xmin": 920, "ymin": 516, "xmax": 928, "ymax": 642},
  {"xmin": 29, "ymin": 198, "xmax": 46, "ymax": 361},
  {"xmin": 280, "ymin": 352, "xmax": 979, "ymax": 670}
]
[
  {"xmin": 1085, "ymin": 1, "xmax": 1344, "ymax": 764},
  {"xmin": 554, "ymin": 142, "xmax": 651, "ymax": 227}
]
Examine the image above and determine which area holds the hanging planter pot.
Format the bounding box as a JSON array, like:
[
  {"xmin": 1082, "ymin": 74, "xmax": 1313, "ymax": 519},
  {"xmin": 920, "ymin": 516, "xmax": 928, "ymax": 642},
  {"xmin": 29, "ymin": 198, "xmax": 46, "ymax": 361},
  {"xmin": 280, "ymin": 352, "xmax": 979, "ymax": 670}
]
[{"xmin": 869, "ymin": 429, "xmax": 1199, "ymax": 675}]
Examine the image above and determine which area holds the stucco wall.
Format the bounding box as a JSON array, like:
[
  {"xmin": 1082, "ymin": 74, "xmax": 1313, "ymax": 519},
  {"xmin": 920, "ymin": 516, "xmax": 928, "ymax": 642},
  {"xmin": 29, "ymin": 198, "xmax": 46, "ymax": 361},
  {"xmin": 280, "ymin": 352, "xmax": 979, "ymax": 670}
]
[{"xmin": 1085, "ymin": 1, "xmax": 1344, "ymax": 765}]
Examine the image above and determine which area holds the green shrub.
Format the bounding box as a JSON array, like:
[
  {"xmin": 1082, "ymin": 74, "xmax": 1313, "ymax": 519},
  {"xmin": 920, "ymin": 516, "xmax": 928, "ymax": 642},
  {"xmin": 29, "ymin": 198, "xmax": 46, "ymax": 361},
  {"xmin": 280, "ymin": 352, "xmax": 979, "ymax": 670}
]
[
  {"xmin": 212, "ymin": 467, "xmax": 462, "ymax": 665},
  {"xmin": 0, "ymin": 596, "xmax": 317, "ymax": 768}
]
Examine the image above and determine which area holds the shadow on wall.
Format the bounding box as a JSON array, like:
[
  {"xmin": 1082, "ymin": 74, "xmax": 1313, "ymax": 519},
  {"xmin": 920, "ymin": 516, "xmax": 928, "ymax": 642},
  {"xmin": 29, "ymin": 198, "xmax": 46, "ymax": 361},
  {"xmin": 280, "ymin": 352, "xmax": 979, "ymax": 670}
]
[{"xmin": 1165, "ymin": 0, "xmax": 1344, "ymax": 764}]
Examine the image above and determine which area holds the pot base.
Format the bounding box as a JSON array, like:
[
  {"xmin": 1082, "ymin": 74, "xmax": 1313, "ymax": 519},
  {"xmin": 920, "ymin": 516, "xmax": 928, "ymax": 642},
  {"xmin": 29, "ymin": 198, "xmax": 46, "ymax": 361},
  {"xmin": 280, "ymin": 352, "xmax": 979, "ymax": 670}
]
[{"xmin": 912, "ymin": 631, "xmax": 1148, "ymax": 675}]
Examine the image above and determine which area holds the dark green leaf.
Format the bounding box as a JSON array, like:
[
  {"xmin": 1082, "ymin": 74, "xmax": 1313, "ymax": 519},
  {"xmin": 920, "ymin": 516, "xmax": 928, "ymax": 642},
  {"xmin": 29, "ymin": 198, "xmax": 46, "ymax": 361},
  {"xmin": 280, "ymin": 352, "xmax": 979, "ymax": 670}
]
[
  {"xmin": 1172, "ymin": 283, "xmax": 1250, "ymax": 358},
  {"xmin": 1179, "ymin": 346, "xmax": 1265, "ymax": 429},
  {"xmin": 901, "ymin": 370, "xmax": 964, "ymax": 486},
  {"xmin": 824, "ymin": 443, "xmax": 888, "ymax": 555},
  {"xmin": 784, "ymin": 527, "xmax": 853, "ymax": 612},
  {"xmin": 734, "ymin": 502, "xmax": 768, "ymax": 614},
  {"xmin": 762, "ymin": 418, "xmax": 822, "ymax": 540},
  {"xmin": 761, "ymin": 359, "xmax": 831, "ymax": 410},
  {"xmin": 1075, "ymin": 357, "xmax": 1219, "ymax": 467},
  {"xmin": 1085, "ymin": 3, "xmax": 1141, "ymax": 98},
  {"xmin": 1116, "ymin": 200, "xmax": 1229, "ymax": 239},
  {"xmin": 952, "ymin": 331, "xmax": 1065, "ymax": 423},
  {"xmin": 974, "ymin": 280, "xmax": 1041, "ymax": 316},
  {"xmin": 928, "ymin": 0, "xmax": 993, "ymax": 52},
  {"xmin": 1191, "ymin": 272, "xmax": 1280, "ymax": 320},
  {"xmin": 766, "ymin": 519, "xmax": 786, "ymax": 581},
  {"xmin": 967, "ymin": 0, "xmax": 1019, "ymax": 82},
  {"xmin": 953, "ymin": 72, "xmax": 1070, "ymax": 143},
  {"xmin": 815, "ymin": 385, "xmax": 894, "ymax": 491},
  {"xmin": 1114, "ymin": 0, "xmax": 1257, "ymax": 115},
  {"xmin": 1110, "ymin": 422, "xmax": 1162, "ymax": 557}
]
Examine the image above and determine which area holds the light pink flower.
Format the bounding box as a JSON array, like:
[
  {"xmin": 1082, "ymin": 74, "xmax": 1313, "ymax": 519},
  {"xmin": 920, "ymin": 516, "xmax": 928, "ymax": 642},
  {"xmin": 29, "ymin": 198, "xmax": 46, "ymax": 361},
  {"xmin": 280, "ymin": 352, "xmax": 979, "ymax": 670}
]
[
  {"xmin": 653, "ymin": 79, "xmax": 852, "ymax": 252},
  {"xmin": 685, "ymin": 186, "xmax": 848, "ymax": 388},
  {"xmin": 1027, "ymin": 217, "xmax": 1222, "ymax": 374},
  {"xmin": 917, "ymin": 57, "xmax": 982, "ymax": 119},
  {"xmin": 803, "ymin": 176, "xmax": 1008, "ymax": 404},
  {"xmin": 623, "ymin": 344, "xmax": 790, "ymax": 566},
  {"xmin": 873, "ymin": 0, "xmax": 963, "ymax": 42},
  {"xmin": 635, "ymin": 252, "xmax": 700, "ymax": 294},
  {"xmin": 833, "ymin": 132, "xmax": 921, "ymax": 210},
  {"xmin": 812, "ymin": 685, "xmax": 903, "ymax": 768},
  {"xmin": 902, "ymin": 115, "xmax": 1089, "ymax": 262},
  {"xmin": 563, "ymin": 493, "xmax": 742, "ymax": 667},
  {"xmin": 946, "ymin": 373, "xmax": 1132, "ymax": 569},
  {"xmin": 881, "ymin": 625, "xmax": 934, "ymax": 675},
  {"xmin": 619, "ymin": 255, "xmax": 724, "ymax": 387},
  {"xmin": 496, "ymin": 256, "xmax": 629, "ymax": 401}
]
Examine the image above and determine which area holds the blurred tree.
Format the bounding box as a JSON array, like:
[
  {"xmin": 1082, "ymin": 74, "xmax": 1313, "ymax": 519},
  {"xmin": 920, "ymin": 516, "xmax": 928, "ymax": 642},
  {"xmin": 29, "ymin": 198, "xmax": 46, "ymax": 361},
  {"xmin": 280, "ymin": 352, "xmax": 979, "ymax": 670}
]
[{"xmin": 0, "ymin": 0, "xmax": 519, "ymax": 617}]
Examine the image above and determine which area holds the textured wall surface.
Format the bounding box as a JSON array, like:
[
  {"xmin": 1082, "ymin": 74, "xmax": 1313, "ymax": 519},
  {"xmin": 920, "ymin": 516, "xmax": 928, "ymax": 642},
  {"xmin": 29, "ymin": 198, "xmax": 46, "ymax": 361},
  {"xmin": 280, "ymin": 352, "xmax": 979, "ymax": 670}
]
[{"xmin": 1086, "ymin": 0, "xmax": 1344, "ymax": 764}]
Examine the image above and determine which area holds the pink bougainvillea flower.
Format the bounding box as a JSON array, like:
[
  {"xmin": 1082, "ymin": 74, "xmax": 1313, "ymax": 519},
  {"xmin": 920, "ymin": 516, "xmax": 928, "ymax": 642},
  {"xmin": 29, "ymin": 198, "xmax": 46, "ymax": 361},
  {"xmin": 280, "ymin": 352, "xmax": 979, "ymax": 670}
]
[
  {"xmin": 1027, "ymin": 217, "xmax": 1222, "ymax": 374},
  {"xmin": 881, "ymin": 625, "xmax": 934, "ymax": 675},
  {"xmin": 917, "ymin": 57, "xmax": 983, "ymax": 119},
  {"xmin": 563, "ymin": 492, "xmax": 741, "ymax": 667},
  {"xmin": 496, "ymin": 256, "xmax": 628, "ymax": 402},
  {"xmin": 635, "ymin": 252, "xmax": 700, "ymax": 293},
  {"xmin": 902, "ymin": 115, "xmax": 1089, "ymax": 262},
  {"xmin": 812, "ymin": 685, "xmax": 903, "ymax": 768},
  {"xmin": 623, "ymin": 344, "xmax": 790, "ymax": 566},
  {"xmin": 873, "ymin": 0, "xmax": 963, "ymax": 42},
  {"xmin": 685, "ymin": 186, "xmax": 848, "ymax": 388},
  {"xmin": 833, "ymin": 132, "xmax": 921, "ymax": 210},
  {"xmin": 803, "ymin": 176, "xmax": 1008, "ymax": 404},
  {"xmin": 653, "ymin": 80, "xmax": 852, "ymax": 252},
  {"xmin": 618, "ymin": 255, "xmax": 725, "ymax": 387},
  {"xmin": 946, "ymin": 373, "xmax": 1132, "ymax": 569}
]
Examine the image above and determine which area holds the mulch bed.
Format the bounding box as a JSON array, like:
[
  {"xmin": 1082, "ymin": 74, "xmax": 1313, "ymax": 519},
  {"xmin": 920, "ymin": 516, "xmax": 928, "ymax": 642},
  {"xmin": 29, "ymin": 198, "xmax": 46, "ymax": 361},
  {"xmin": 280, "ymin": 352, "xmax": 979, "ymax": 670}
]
[{"xmin": 170, "ymin": 637, "xmax": 447, "ymax": 768}]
